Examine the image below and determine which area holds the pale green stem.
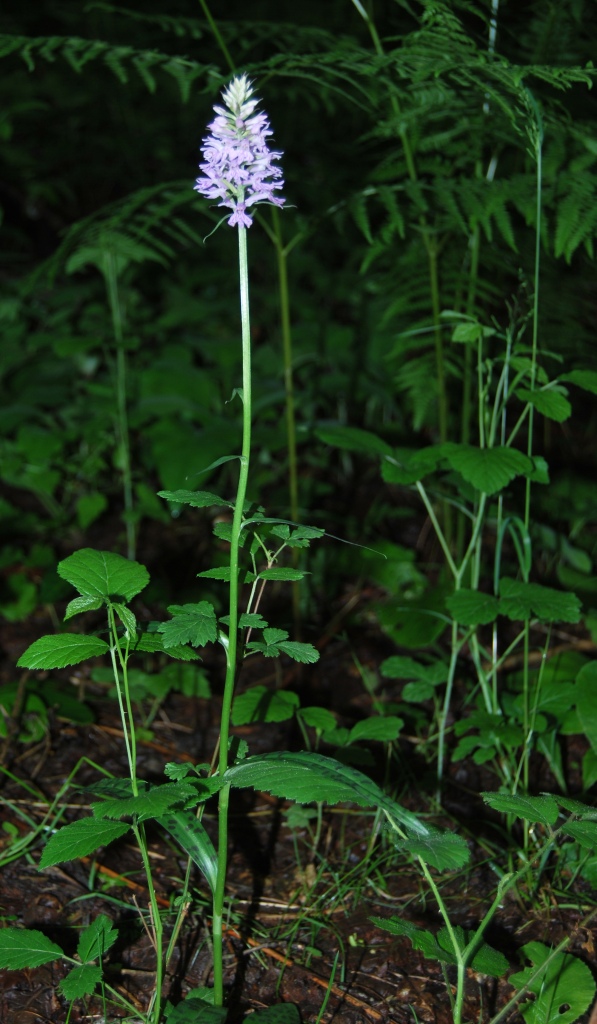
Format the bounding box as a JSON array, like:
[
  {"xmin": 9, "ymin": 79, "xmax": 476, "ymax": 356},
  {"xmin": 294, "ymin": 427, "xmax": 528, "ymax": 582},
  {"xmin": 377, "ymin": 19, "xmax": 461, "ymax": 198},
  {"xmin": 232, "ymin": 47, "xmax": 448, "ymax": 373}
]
[
  {"xmin": 522, "ymin": 105, "xmax": 543, "ymax": 798},
  {"xmin": 271, "ymin": 207, "xmax": 299, "ymax": 526},
  {"xmin": 212, "ymin": 225, "xmax": 252, "ymax": 1007},
  {"xmin": 104, "ymin": 252, "xmax": 135, "ymax": 560}
]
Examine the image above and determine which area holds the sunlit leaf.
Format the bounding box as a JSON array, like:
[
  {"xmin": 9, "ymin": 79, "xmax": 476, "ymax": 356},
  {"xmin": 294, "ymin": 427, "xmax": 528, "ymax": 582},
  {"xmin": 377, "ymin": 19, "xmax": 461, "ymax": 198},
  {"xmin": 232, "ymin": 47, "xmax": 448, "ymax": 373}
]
[
  {"xmin": 444, "ymin": 445, "xmax": 532, "ymax": 494},
  {"xmin": 516, "ymin": 387, "xmax": 571, "ymax": 422},
  {"xmin": 158, "ymin": 602, "xmax": 217, "ymax": 648},
  {"xmin": 158, "ymin": 489, "xmax": 232, "ymax": 508},
  {"xmin": 59, "ymin": 964, "xmax": 102, "ymax": 1000},
  {"xmin": 482, "ymin": 792, "xmax": 559, "ymax": 826},
  {"xmin": 510, "ymin": 942, "xmax": 596, "ymax": 1024}
]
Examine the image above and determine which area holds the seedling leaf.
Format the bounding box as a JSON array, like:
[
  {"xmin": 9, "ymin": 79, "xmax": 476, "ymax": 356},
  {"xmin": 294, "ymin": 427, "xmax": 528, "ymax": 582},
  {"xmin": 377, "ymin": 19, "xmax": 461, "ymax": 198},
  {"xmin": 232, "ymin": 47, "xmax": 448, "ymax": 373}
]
[
  {"xmin": 510, "ymin": 942, "xmax": 596, "ymax": 1024},
  {"xmin": 17, "ymin": 634, "xmax": 110, "ymax": 670},
  {"xmin": 39, "ymin": 818, "xmax": 131, "ymax": 868},
  {"xmin": 0, "ymin": 928, "xmax": 64, "ymax": 969}
]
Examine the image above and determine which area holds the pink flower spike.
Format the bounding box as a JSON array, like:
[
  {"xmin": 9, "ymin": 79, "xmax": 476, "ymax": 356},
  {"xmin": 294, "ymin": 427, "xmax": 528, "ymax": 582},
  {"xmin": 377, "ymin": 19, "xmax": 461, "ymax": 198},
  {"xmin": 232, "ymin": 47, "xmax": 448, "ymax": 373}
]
[{"xmin": 194, "ymin": 74, "xmax": 285, "ymax": 229}]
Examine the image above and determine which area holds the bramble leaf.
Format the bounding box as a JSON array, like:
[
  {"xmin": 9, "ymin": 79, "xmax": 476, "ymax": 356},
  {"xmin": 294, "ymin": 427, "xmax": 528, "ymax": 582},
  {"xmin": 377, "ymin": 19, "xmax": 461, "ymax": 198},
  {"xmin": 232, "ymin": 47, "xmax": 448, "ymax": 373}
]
[
  {"xmin": 39, "ymin": 818, "xmax": 131, "ymax": 867},
  {"xmin": 17, "ymin": 634, "xmax": 110, "ymax": 670},
  {"xmin": 64, "ymin": 595, "xmax": 103, "ymax": 621},
  {"xmin": 77, "ymin": 914, "xmax": 118, "ymax": 963},
  {"xmin": 0, "ymin": 928, "xmax": 64, "ymax": 969},
  {"xmin": 58, "ymin": 549, "xmax": 149, "ymax": 601},
  {"xmin": 158, "ymin": 602, "xmax": 217, "ymax": 648},
  {"xmin": 348, "ymin": 716, "xmax": 404, "ymax": 744},
  {"xmin": 482, "ymin": 792, "xmax": 559, "ymax": 826},
  {"xmin": 445, "ymin": 445, "xmax": 532, "ymax": 494},
  {"xmin": 516, "ymin": 387, "xmax": 572, "ymax": 422},
  {"xmin": 231, "ymin": 685, "xmax": 300, "ymax": 725},
  {"xmin": 158, "ymin": 489, "xmax": 232, "ymax": 508},
  {"xmin": 59, "ymin": 965, "xmax": 103, "ymax": 1000},
  {"xmin": 499, "ymin": 578, "xmax": 581, "ymax": 623},
  {"xmin": 446, "ymin": 589, "xmax": 500, "ymax": 625}
]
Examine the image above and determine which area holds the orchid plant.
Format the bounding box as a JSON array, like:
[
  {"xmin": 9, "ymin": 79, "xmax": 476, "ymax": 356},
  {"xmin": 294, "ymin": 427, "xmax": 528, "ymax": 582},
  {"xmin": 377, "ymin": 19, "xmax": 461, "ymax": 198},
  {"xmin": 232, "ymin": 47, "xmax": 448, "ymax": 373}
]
[{"xmin": 0, "ymin": 75, "xmax": 465, "ymax": 1024}]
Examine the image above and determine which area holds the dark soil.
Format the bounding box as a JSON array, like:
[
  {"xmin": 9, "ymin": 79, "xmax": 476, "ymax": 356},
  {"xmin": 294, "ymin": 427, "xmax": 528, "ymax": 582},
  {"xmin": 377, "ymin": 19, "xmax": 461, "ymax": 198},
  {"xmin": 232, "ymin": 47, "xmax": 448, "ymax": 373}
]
[{"xmin": 1, "ymin": 521, "xmax": 597, "ymax": 1024}]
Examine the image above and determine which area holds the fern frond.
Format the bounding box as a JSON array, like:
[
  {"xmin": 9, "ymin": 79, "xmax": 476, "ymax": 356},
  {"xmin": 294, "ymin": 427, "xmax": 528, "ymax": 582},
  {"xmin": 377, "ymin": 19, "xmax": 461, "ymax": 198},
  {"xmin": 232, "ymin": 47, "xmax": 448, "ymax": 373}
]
[
  {"xmin": 0, "ymin": 33, "xmax": 220, "ymax": 102},
  {"xmin": 85, "ymin": 3, "xmax": 206, "ymax": 40}
]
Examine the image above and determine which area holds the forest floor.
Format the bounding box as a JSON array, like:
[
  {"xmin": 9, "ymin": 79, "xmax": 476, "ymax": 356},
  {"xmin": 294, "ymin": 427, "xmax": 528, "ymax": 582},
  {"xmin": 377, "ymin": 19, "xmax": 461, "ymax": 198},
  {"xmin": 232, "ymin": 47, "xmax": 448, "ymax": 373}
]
[{"xmin": 1, "ymin": 517, "xmax": 597, "ymax": 1024}]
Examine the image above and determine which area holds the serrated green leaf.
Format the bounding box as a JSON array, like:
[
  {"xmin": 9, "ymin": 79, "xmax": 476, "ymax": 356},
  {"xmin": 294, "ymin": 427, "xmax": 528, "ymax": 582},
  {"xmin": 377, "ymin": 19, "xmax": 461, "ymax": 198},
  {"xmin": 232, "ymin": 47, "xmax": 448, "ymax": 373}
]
[
  {"xmin": 445, "ymin": 445, "xmax": 532, "ymax": 495},
  {"xmin": 446, "ymin": 589, "xmax": 500, "ymax": 625},
  {"xmin": 58, "ymin": 549, "xmax": 149, "ymax": 601},
  {"xmin": 158, "ymin": 489, "xmax": 231, "ymax": 508},
  {"xmin": 516, "ymin": 387, "xmax": 572, "ymax": 422},
  {"xmin": 574, "ymin": 662, "xmax": 597, "ymax": 754},
  {"xmin": 380, "ymin": 656, "xmax": 448, "ymax": 684},
  {"xmin": 39, "ymin": 818, "xmax": 131, "ymax": 868},
  {"xmin": 277, "ymin": 641, "xmax": 320, "ymax": 664},
  {"xmin": 17, "ymin": 634, "xmax": 110, "ymax": 670},
  {"xmin": 223, "ymin": 751, "xmax": 430, "ymax": 836},
  {"xmin": 298, "ymin": 707, "xmax": 337, "ymax": 732},
  {"xmin": 348, "ymin": 716, "xmax": 404, "ymax": 744},
  {"xmin": 232, "ymin": 686, "xmax": 300, "ymax": 725},
  {"xmin": 77, "ymin": 914, "xmax": 118, "ymax": 963},
  {"xmin": 64, "ymin": 595, "xmax": 104, "ymax": 621},
  {"xmin": 159, "ymin": 811, "xmax": 217, "ymax": 894},
  {"xmin": 59, "ymin": 964, "xmax": 103, "ymax": 1000},
  {"xmin": 92, "ymin": 784, "xmax": 194, "ymax": 822},
  {"xmin": 197, "ymin": 568, "xmax": 232, "ymax": 581},
  {"xmin": 257, "ymin": 568, "xmax": 307, "ymax": 582},
  {"xmin": 510, "ymin": 942, "xmax": 596, "ymax": 1024},
  {"xmin": 560, "ymin": 821, "xmax": 597, "ymax": 850},
  {"xmin": 382, "ymin": 445, "xmax": 447, "ymax": 485},
  {"xmin": 238, "ymin": 613, "xmax": 268, "ymax": 628},
  {"xmin": 126, "ymin": 632, "xmax": 199, "ymax": 661},
  {"xmin": 391, "ymin": 827, "xmax": 470, "ymax": 870},
  {"xmin": 369, "ymin": 918, "xmax": 506, "ymax": 975},
  {"xmin": 482, "ymin": 792, "xmax": 559, "ymax": 826},
  {"xmin": 165, "ymin": 993, "xmax": 227, "ymax": 1024},
  {"xmin": 263, "ymin": 628, "xmax": 289, "ymax": 644},
  {"xmin": 0, "ymin": 928, "xmax": 64, "ymax": 969},
  {"xmin": 315, "ymin": 425, "xmax": 392, "ymax": 456},
  {"xmin": 157, "ymin": 602, "xmax": 217, "ymax": 648},
  {"xmin": 499, "ymin": 578, "xmax": 581, "ymax": 623},
  {"xmin": 561, "ymin": 369, "xmax": 597, "ymax": 395},
  {"xmin": 113, "ymin": 602, "xmax": 136, "ymax": 638}
]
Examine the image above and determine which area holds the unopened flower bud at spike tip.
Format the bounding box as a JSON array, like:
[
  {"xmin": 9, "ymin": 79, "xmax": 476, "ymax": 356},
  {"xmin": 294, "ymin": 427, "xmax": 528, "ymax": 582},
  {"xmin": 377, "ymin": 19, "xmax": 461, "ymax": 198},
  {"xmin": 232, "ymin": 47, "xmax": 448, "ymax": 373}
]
[{"xmin": 194, "ymin": 75, "xmax": 285, "ymax": 228}]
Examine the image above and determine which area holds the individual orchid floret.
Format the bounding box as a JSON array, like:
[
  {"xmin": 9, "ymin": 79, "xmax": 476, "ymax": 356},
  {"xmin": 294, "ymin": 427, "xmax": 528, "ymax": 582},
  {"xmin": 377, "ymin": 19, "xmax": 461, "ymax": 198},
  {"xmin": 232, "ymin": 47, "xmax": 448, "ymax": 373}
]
[{"xmin": 194, "ymin": 74, "xmax": 285, "ymax": 228}]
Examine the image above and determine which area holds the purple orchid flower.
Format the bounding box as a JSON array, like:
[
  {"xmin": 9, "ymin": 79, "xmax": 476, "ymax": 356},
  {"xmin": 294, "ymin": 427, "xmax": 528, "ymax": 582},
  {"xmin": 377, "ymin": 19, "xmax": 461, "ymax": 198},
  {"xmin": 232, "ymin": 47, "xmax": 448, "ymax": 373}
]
[{"xmin": 194, "ymin": 74, "xmax": 285, "ymax": 228}]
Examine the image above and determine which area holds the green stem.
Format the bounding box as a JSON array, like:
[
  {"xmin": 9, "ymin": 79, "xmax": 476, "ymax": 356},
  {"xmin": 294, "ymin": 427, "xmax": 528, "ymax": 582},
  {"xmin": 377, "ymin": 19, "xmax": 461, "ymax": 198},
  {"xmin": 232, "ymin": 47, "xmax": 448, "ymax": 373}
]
[
  {"xmin": 272, "ymin": 207, "xmax": 299, "ymax": 526},
  {"xmin": 212, "ymin": 225, "xmax": 252, "ymax": 1007},
  {"xmin": 198, "ymin": 0, "xmax": 235, "ymax": 73},
  {"xmin": 104, "ymin": 251, "xmax": 135, "ymax": 561}
]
